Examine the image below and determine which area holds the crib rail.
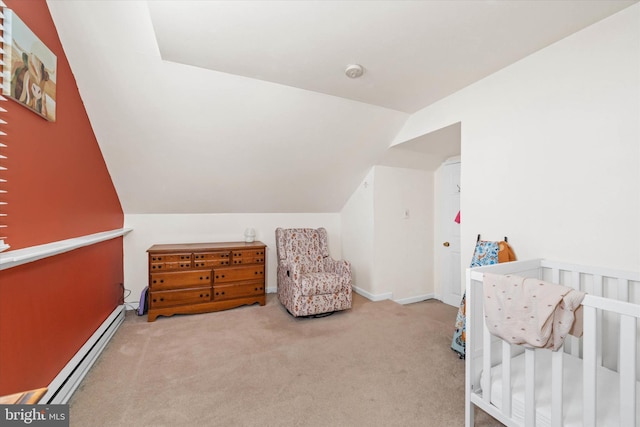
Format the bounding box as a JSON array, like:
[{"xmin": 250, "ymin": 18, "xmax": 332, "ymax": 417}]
[
  {"xmin": 465, "ymin": 259, "xmax": 640, "ymax": 427},
  {"xmin": 582, "ymin": 295, "xmax": 639, "ymax": 427}
]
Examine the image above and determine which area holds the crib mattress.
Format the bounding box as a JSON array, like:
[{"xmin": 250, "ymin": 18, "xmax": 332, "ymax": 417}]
[{"xmin": 482, "ymin": 350, "xmax": 640, "ymax": 427}]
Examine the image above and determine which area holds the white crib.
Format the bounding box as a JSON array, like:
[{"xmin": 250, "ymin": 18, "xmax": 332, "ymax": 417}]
[{"xmin": 465, "ymin": 259, "xmax": 640, "ymax": 427}]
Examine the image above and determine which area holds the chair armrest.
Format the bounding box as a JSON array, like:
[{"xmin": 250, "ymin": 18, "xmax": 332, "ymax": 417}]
[
  {"xmin": 323, "ymin": 257, "xmax": 351, "ymax": 278},
  {"xmin": 278, "ymin": 262, "xmax": 302, "ymax": 284},
  {"xmin": 279, "ymin": 262, "xmax": 301, "ymax": 280}
]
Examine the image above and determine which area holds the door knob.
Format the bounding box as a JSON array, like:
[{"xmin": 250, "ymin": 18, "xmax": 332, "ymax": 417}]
[{"xmin": 443, "ymin": 242, "xmax": 450, "ymax": 247}]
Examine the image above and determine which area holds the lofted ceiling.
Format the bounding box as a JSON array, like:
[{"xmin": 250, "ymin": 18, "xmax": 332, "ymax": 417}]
[{"xmin": 46, "ymin": 0, "xmax": 636, "ymax": 214}]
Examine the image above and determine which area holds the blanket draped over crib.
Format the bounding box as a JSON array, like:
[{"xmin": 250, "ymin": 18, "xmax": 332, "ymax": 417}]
[{"xmin": 482, "ymin": 273, "xmax": 585, "ymax": 350}]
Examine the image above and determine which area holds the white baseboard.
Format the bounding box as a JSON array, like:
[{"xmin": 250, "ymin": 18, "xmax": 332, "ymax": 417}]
[
  {"xmin": 40, "ymin": 305, "xmax": 125, "ymax": 404},
  {"xmin": 352, "ymin": 286, "xmax": 393, "ymax": 302},
  {"xmin": 393, "ymin": 293, "xmax": 436, "ymax": 305}
]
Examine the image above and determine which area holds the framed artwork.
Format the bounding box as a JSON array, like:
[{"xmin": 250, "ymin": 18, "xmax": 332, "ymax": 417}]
[{"xmin": 2, "ymin": 8, "xmax": 57, "ymax": 121}]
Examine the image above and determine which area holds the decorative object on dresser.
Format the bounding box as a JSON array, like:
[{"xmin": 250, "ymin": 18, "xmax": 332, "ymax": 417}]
[
  {"xmin": 146, "ymin": 242, "xmax": 266, "ymax": 322},
  {"xmin": 275, "ymin": 228, "xmax": 352, "ymax": 317}
]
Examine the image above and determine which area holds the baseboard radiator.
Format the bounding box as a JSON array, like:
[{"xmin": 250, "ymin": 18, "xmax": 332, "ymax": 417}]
[{"xmin": 40, "ymin": 305, "xmax": 125, "ymax": 404}]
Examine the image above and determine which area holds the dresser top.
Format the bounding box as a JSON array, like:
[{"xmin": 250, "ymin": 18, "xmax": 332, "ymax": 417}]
[{"xmin": 147, "ymin": 241, "xmax": 266, "ymax": 253}]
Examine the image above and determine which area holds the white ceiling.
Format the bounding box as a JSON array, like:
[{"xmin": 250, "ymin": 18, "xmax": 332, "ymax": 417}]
[
  {"xmin": 148, "ymin": 1, "xmax": 636, "ymax": 113},
  {"xmin": 46, "ymin": 0, "xmax": 637, "ymax": 214}
]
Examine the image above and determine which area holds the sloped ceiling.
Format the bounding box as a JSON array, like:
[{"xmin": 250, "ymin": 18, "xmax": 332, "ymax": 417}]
[{"xmin": 46, "ymin": 0, "xmax": 636, "ymax": 214}]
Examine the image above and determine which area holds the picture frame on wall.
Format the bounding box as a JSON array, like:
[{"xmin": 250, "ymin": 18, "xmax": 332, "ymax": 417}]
[{"xmin": 2, "ymin": 8, "xmax": 57, "ymax": 122}]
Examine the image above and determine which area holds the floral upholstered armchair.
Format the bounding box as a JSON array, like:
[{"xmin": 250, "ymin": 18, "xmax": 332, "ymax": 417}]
[{"xmin": 275, "ymin": 228, "xmax": 352, "ymax": 317}]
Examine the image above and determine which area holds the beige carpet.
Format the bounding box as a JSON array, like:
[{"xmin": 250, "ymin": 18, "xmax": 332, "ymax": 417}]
[{"xmin": 69, "ymin": 293, "xmax": 501, "ymax": 426}]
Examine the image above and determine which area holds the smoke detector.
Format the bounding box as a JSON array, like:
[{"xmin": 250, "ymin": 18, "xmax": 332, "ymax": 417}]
[{"xmin": 345, "ymin": 64, "xmax": 364, "ymax": 79}]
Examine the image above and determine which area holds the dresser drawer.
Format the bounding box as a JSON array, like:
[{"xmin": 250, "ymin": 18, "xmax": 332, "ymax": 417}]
[
  {"xmin": 150, "ymin": 260, "xmax": 193, "ymax": 272},
  {"xmin": 150, "ymin": 270, "xmax": 212, "ymax": 291},
  {"xmin": 150, "ymin": 253, "xmax": 192, "ymax": 271},
  {"xmin": 193, "ymin": 252, "xmax": 230, "ymax": 268},
  {"xmin": 213, "ymin": 266, "xmax": 264, "ymax": 283},
  {"xmin": 230, "ymin": 249, "xmax": 265, "ymax": 265},
  {"xmin": 149, "ymin": 253, "xmax": 192, "ymax": 263},
  {"xmin": 213, "ymin": 283, "xmax": 264, "ymax": 301},
  {"xmin": 149, "ymin": 287, "xmax": 211, "ymax": 308}
]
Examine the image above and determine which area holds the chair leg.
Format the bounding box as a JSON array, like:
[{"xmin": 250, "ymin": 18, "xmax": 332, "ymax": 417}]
[
  {"xmin": 284, "ymin": 307, "xmax": 335, "ymax": 319},
  {"xmin": 310, "ymin": 311, "xmax": 335, "ymax": 318}
]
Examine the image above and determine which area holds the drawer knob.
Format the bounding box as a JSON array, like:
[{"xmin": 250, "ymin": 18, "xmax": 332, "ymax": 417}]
[
  {"xmin": 153, "ymin": 298, "xmax": 157, "ymax": 302},
  {"xmin": 160, "ymin": 298, "xmax": 164, "ymax": 302}
]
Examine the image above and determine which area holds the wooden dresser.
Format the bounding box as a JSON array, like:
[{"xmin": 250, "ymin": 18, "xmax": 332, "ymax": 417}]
[{"xmin": 146, "ymin": 241, "xmax": 266, "ymax": 322}]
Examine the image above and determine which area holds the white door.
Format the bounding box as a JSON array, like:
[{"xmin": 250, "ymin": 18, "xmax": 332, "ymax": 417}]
[{"xmin": 440, "ymin": 161, "xmax": 461, "ymax": 307}]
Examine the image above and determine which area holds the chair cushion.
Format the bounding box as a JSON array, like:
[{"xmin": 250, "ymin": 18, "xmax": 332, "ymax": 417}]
[
  {"xmin": 300, "ymin": 272, "xmax": 346, "ymax": 296},
  {"xmin": 277, "ymin": 228, "xmax": 329, "ymax": 263}
]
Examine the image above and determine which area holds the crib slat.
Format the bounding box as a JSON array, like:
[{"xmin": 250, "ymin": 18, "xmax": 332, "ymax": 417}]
[
  {"xmin": 571, "ymin": 271, "xmax": 580, "ymax": 291},
  {"xmin": 592, "ymin": 275, "xmax": 603, "ymax": 367},
  {"xmin": 583, "ymin": 305, "xmax": 597, "ymax": 427},
  {"xmin": 551, "ymin": 347, "xmax": 564, "ymax": 427},
  {"xmin": 570, "ymin": 271, "xmax": 581, "ymax": 358},
  {"xmin": 524, "ymin": 348, "xmax": 536, "ymax": 427},
  {"xmin": 482, "ymin": 309, "xmax": 492, "ymax": 405},
  {"xmin": 618, "ymin": 278, "xmax": 629, "ymax": 302},
  {"xmin": 501, "ymin": 341, "xmax": 511, "ymax": 418},
  {"xmin": 619, "ymin": 315, "xmax": 637, "ymax": 427}
]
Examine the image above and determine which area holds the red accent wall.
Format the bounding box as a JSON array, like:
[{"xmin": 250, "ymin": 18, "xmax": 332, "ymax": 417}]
[
  {"xmin": 0, "ymin": 0, "xmax": 125, "ymax": 395},
  {"xmin": 0, "ymin": 239, "xmax": 124, "ymax": 394}
]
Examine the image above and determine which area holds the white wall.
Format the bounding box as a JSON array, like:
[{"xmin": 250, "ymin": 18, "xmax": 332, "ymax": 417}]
[
  {"xmin": 394, "ymin": 4, "xmax": 640, "ymax": 278},
  {"xmin": 341, "ymin": 166, "xmax": 435, "ymax": 303},
  {"xmin": 341, "ymin": 168, "xmax": 375, "ymax": 296},
  {"xmin": 123, "ymin": 213, "xmax": 340, "ymax": 308},
  {"xmin": 372, "ymin": 166, "xmax": 435, "ymax": 302}
]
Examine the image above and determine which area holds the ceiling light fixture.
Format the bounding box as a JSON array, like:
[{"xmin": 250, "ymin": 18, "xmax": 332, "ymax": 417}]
[{"xmin": 345, "ymin": 64, "xmax": 364, "ymax": 79}]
